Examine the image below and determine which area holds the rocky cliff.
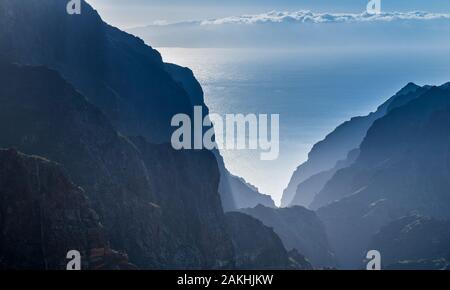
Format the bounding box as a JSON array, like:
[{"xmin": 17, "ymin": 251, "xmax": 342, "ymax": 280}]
[
  {"xmin": 0, "ymin": 0, "xmax": 191, "ymax": 143},
  {"xmin": 316, "ymin": 84, "xmax": 450, "ymax": 268},
  {"xmin": 0, "ymin": 148, "xmax": 135, "ymax": 270},
  {"xmin": 225, "ymin": 212, "xmax": 312, "ymax": 270},
  {"xmin": 369, "ymin": 215, "xmax": 450, "ymax": 270},
  {"xmin": 0, "ymin": 61, "xmax": 234, "ymax": 269},
  {"xmin": 163, "ymin": 63, "xmax": 275, "ymax": 211},
  {"xmin": 239, "ymin": 205, "xmax": 336, "ymax": 268},
  {"xmin": 0, "ymin": 0, "xmax": 275, "ymax": 213},
  {"xmin": 282, "ymin": 82, "xmax": 424, "ymax": 207}
]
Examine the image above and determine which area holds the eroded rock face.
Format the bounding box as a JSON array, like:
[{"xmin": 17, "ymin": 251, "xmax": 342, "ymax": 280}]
[
  {"xmin": 0, "ymin": 61, "xmax": 234, "ymax": 269},
  {"xmin": 282, "ymin": 83, "xmax": 424, "ymax": 208},
  {"xmin": 317, "ymin": 85, "xmax": 450, "ymax": 268},
  {"xmin": 370, "ymin": 215, "xmax": 450, "ymax": 270},
  {"xmin": 225, "ymin": 212, "xmax": 312, "ymax": 270},
  {"xmin": 164, "ymin": 63, "xmax": 275, "ymax": 211},
  {"xmin": 0, "ymin": 0, "xmax": 191, "ymax": 143},
  {"xmin": 0, "ymin": 0, "xmax": 274, "ymax": 217},
  {"xmin": 130, "ymin": 137, "xmax": 235, "ymax": 269},
  {"xmin": 0, "ymin": 148, "xmax": 134, "ymax": 270},
  {"xmin": 239, "ymin": 205, "xmax": 336, "ymax": 268}
]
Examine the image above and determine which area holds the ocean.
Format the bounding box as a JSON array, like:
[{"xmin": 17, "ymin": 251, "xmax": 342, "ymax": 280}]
[{"xmin": 158, "ymin": 46, "xmax": 450, "ymax": 204}]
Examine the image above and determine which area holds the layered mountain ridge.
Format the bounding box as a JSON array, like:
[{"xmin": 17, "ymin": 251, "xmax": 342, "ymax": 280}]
[
  {"xmin": 0, "ymin": 0, "xmax": 284, "ymax": 270},
  {"xmin": 0, "ymin": 0, "xmax": 274, "ymax": 212},
  {"xmin": 316, "ymin": 84, "xmax": 450, "ymax": 268},
  {"xmin": 283, "ymin": 82, "xmax": 424, "ymax": 208},
  {"xmin": 238, "ymin": 205, "xmax": 336, "ymax": 268}
]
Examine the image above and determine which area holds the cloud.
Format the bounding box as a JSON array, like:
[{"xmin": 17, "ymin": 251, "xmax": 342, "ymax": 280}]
[{"xmin": 198, "ymin": 10, "xmax": 450, "ymax": 25}]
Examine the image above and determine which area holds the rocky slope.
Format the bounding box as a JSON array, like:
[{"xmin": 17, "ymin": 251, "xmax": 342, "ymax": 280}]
[
  {"xmin": 369, "ymin": 215, "xmax": 450, "ymax": 270},
  {"xmin": 289, "ymin": 149, "xmax": 359, "ymax": 208},
  {"xmin": 0, "ymin": 0, "xmax": 191, "ymax": 143},
  {"xmin": 0, "ymin": 148, "xmax": 135, "ymax": 270},
  {"xmin": 225, "ymin": 212, "xmax": 312, "ymax": 270},
  {"xmin": 0, "ymin": 0, "xmax": 274, "ymax": 212},
  {"xmin": 282, "ymin": 82, "xmax": 424, "ymax": 207},
  {"xmin": 0, "ymin": 61, "xmax": 234, "ymax": 269},
  {"xmin": 239, "ymin": 205, "xmax": 336, "ymax": 268},
  {"xmin": 129, "ymin": 137, "xmax": 234, "ymax": 268},
  {"xmin": 316, "ymin": 84, "xmax": 450, "ymax": 268},
  {"xmin": 164, "ymin": 63, "xmax": 275, "ymax": 211}
]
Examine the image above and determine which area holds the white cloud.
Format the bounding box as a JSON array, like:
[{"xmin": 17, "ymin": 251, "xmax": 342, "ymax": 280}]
[{"xmin": 198, "ymin": 10, "xmax": 450, "ymax": 25}]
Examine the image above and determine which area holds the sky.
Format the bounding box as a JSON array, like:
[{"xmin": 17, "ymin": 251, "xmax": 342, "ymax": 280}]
[{"xmin": 87, "ymin": 0, "xmax": 450, "ymax": 28}]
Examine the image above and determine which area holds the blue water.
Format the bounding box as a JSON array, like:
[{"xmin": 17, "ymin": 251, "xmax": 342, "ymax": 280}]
[{"xmin": 158, "ymin": 47, "xmax": 450, "ymax": 204}]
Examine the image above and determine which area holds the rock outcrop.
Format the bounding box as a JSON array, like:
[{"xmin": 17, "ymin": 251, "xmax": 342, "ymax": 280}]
[
  {"xmin": 163, "ymin": 63, "xmax": 275, "ymax": 211},
  {"xmin": 316, "ymin": 84, "xmax": 450, "ymax": 268},
  {"xmin": 0, "ymin": 148, "xmax": 135, "ymax": 270},
  {"xmin": 370, "ymin": 215, "xmax": 450, "ymax": 270},
  {"xmin": 0, "ymin": 61, "xmax": 234, "ymax": 269},
  {"xmin": 282, "ymin": 83, "xmax": 424, "ymax": 207},
  {"xmin": 225, "ymin": 212, "xmax": 312, "ymax": 270},
  {"xmin": 0, "ymin": 0, "xmax": 275, "ymax": 213},
  {"xmin": 239, "ymin": 205, "xmax": 336, "ymax": 268}
]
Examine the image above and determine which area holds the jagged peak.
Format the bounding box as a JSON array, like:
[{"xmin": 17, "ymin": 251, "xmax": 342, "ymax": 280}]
[{"xmin": 396, "ymin": 82, "xmax": 421, "ymax": 96}]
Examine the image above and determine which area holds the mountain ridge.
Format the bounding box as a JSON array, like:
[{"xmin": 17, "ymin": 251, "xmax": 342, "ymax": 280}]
[{"xmin": 282, "ymin": 82, "xmax": 423, "ymax": 208}]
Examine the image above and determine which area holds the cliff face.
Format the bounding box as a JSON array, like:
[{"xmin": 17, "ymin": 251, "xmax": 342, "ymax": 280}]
[
  {"xmin": 282, "ymin": 83, "xmax": 424, "ymax": 207},
  {"xmin": 0, "ymin": 0, "xmax": 285, "ymax": 270},
  {"xmin": 239, "ymin": 205, "xmax": 336, "ymax": 268},
  {"xmin": 0, "ymin": 61, "xmax": 234, "ymax": 269},
  {"xmin": 217, "ymin": 163, "xmax": 275, "ymax": 211},
  {"xmin": 164, "ymin": 63, "xmax": 275, "ymax": 211},
  {"xmin": 316, "ymin": 84, "xmax": 450, "ymax": 268},
  {"xmin": 0, "ymin": 0, "xmax": 190, "ymax": 143},
  {"xmin": 289, "ymin": 149, "xmax": 359, "ymax": 208},
  {"xmin": 225, "ymin": 212, "xmax": 312, "ymax": 270},
  {"xmin": 0, "ymin": 148, "xmax": 134, "ymax": 270},
  {"xmin": 369, "ymin": 215, "xmax": 450, "ymax": 270},
  {"xmin": 129, "ymin": 137, "xmax": 234, "ymax": 268},
  {"xmin": 0, "ymin": 0, "xmax": 275, "ymax": 212}
]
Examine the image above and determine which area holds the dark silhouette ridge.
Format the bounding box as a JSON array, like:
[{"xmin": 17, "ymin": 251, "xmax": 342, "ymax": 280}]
[
  {"xmin": 282, "ymin": 82, "xmax": 424, "ymax": 208},
  {"xmin": 0, "ymin": 0, "xmax": 275, "ymax": 212},
  {"xmin": 225, "ymin": 212, "xmax": 312, "ymax": 270},
  {"xmin": 163, "ymin": 63, "xmax": 275, "ymax": 210},
  {"xmin": 316, "ymin": 84, "xmax": 450, "ymax": 268},
  {"xmin": 238, "ymin": 205, "xmax": 336, "ymax": 268},
  {"xmin": 0, "ymin": 61, "xmax": 234, "ymax": 269}
]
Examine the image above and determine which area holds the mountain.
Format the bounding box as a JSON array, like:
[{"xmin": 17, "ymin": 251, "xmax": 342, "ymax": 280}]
[
  {"xmin": 0, "ymin": 61, "xmax": 235, "ymax": 269},
  {"xmin": 0, "ymin": 0, "xmax": 276, "ymax": 268},
  {"xmin": 282, "ymin": 82, "xmax": 424, "ymax": 207},
  {"xmin": 369, "ymin": 215, "xmax": 450, "ymax": 270},
  {"xmin": 163, "ymin": 64, "xmax": 275, "ymax": 211},
  {"xmin": 238, "ymin": 205, "xmax": 336, "ymax": 268},
  {"xmin": 215, "ymin": 155, "xmax": 275, "ymax": 211},
  {"xmin": 0, "ymin": 148, "xmax": 135, "ymax": 270},
  {"xmin": 289, "ymin": 149, "xmax": 359, "ymax": 208},
  {"xmin": 225, "ymin": 212, "xmax": 312, "ymax": 270},
  {"xmin": 0, "ymin": 0, "xmax": 191, "ymax": 143},
  {"xmin": 315, "ymin": 84, "xmax": 450, "ymax": 268},
  {"xmin": 0, "ymin": 0, "xmax": 273, "ymax": 225}
]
